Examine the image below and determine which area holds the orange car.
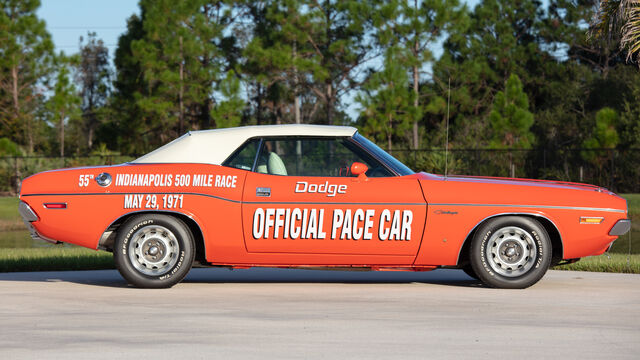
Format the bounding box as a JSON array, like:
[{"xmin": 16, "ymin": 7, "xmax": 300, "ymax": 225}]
[{"xmin": 18, "ymin": 125, "xmax": 630, "ymax": 288}]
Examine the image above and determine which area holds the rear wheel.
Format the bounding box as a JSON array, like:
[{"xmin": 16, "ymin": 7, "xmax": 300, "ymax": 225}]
[
  {"xmin": 470, "ymin": 216, "xmax": 551, "ymax": 289},
  {"xmin": 114, "ymin": 214, "xmax": 195, "ymax": 288}
]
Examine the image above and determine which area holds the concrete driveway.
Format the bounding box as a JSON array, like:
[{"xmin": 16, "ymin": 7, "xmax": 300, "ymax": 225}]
[{"xmin": 1, "ymin": 268, "xmax": 638, "ymax": 359}]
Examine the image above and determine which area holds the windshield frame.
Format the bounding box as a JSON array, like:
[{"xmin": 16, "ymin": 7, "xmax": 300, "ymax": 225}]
[{"xmin": 351, "ymin": 132, "xmax": 414, "ymax": 176}]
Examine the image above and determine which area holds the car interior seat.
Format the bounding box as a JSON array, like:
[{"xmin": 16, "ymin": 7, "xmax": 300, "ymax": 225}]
[{"xmin": 267, "ymin": 152, "xmax": 288, "ymax": 175}]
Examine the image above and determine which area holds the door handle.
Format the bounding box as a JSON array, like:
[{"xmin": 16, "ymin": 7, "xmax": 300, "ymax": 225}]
[{"xmin": 256, "ymin": 187, "xmax": 271, "ymax": 197}]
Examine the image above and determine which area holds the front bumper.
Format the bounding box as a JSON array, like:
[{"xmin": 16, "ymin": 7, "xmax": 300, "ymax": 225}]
[
  {"xmin": 609, "ymin": 219, "xmax": 631, "ymax": 236},
  {"xmin": 18, "ymin": 201, "xmax": 61, "ymax": 244}
]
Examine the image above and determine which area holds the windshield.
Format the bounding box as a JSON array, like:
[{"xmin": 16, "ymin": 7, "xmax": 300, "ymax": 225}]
[{"xmin": 352, "ymin": 133, "xmax": 414, "ymax": 176}]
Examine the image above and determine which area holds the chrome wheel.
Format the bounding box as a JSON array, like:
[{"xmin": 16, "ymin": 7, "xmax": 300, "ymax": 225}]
[
  {"xmin": 128, "ymin": 225, "xmax": 180, "ymax": 276},
  {"xmin": 485, "ymin": 226, "xmax": 537, "ymax": 277},
  {"xmin": 115, "ymin": 214, "xmax": 195, "ymax": 288}
]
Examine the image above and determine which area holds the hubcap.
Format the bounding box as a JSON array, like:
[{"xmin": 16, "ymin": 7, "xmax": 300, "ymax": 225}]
[
  {"xmin": 128, "ymin": 225, "xmax": 179, "ymax": 276},
  {"xmin": 486, "ymin": 226, "xmax": 537, "ymax": 277}
]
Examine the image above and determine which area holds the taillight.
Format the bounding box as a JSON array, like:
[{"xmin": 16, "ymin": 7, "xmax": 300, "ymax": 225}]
[{"xmin": 43, "ymin": 203, "xmax": 67, "ymax": 209}]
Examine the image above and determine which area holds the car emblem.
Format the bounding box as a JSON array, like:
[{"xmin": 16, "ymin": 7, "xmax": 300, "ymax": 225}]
[{"xmin": 256, "ymin": 187, "xmax": 271, "ymax": 197}]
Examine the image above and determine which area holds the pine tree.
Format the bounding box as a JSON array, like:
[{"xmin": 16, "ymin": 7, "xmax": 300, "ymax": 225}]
[
  {"xmin": 304, "ymin": 0, "xmax": 375, "ymax": 124},
  {"xmin": 241, "ymin": 0, "xmax": 314, "ymax": 125},
  {"xmin": 130, "ymin": 0, "xmax": 241, "ymax": 145},
  {"xmin": 488, "ymin": 74, "xmax": 535, "ymax": 149},
  {"xmin": 47, "ymin": 54, "xmax": 81, "ymax": 157},
  {"xmin": 0, "ymin": 0, "xmax": 54, "ymax": 154},
  {"xmin": 110, "ymin": 13, "xmax": 147, "ymax": 154},
  {"xmin": 77, "ymin": 32, "xmax": 111, "ymax": 151},
  {"xmin": 357, "ymin": 47, "xmax": 414, "ymax": 152},
  {"xmin": 371, "ymin": 0, "xmax": 467, "ymax": 149}
]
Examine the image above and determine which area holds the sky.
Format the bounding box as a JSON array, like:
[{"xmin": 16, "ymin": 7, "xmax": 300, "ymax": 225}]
[{"xmin": 37, "ymin": 0, "xmax": 140, "ymax": 57}]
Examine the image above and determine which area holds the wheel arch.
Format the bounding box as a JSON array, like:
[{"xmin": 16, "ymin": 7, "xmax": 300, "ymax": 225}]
[
  {"xmin": 98, "ymin": 210, "xmax": 207, "ymax": 265},
  {"xmin": 456, "ymin": 213, "xmax": 563, "ymax": 268}
]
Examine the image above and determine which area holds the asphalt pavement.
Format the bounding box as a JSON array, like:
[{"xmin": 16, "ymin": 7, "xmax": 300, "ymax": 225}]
[{"xmin": 0, "ymin": 268, "xmax": 639, "ymax": 359}]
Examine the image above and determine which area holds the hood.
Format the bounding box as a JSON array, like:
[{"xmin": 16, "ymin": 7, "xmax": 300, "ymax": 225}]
[
  {"xmin": 416, "ymin": 172, "xmax": 626, "ymax": 212},
  {"xmin": 426, "ymin": 173, "xmax": 611, "ymax": 194}
]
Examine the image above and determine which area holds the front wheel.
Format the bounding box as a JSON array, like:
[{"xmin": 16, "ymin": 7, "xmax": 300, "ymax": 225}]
[
  {"xmin": 470, "ymin": 216, "xmax": 551, "ymax": 289},
  {"xmin": 461, "ymin": 264, "xmax": 479, "ymax": 280},
  {"xmin": 114, "ymin": 214, "xmax": 195, "ymax": 288}
]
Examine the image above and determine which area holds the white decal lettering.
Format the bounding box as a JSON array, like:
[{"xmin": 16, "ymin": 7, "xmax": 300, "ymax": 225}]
[
  {"xmin": 364, "ymin": 209, "xmax": 375, "ymax": 240},
  {"xmin": 331, "ymin": 209, "xmax": 344, "ymax": 239},
  {"xmin": 124, "ymin": 194, "xmax": 134, "ymax": 208},
  {"xmin": 401, "ymin": 210, "xmax": 413, "ymax": 241},
  {"xmin": 290, "ymin": 208, "xmax": 302, "ymax": 238},
  {"xmin": 317, "ymin": 209, "xmax": 327, "ymax": 239},
  {"xmin": 389, "ymin": 210, "xmax": 401, "ymax": 240},
  {"xmin": 274, "ymin": 208, "xmax": 285, "ymax": 238},
  {"xmin": 252, "ymin": 208, "xmax": 265, "ymax": 239},
  {"xmin": 283, "ymin": 208, "xmax": 291, "ymax": 239},
  {"xmin": 264, "ymin": 208, "xmax": 275, "ymax": 239},
  {"xmin": 340, "ymin": 209, "xmax": 353, "ymax": 240},
  {"xmin": 306, "ymin": 209, "xmax": 318, "ymax": 239},
  {"xmin": 352, "ymin": 209, "xmax": 365, "ymax": 240},
  {"xmin": 250, "ymin": 207, "xmax": 413, "ymax": 242},
  {"xmin": 379, "ymin": 209, "xmax": 391, "ymax": 240},
  {"xmin": 294, "ymin": 181, "xmax": 347, "ymax": 197}
]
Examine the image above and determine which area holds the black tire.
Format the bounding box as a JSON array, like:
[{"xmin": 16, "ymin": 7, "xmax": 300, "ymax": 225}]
[
  {"xmin": 470, "ymin": 216, "xmax": 551, "ymax": 289},
  {"xmin": 114, "ymin": 214, "xmax": 195, "ymax": 288},
  {"xmin": 461, "ymin": 264, "xmax": 479, "ymax": 280}
]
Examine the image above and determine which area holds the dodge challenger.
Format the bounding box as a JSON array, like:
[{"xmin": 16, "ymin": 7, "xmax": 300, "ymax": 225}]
[{"xmin": 18, "ymin": 125, "xmax": 631, "ymax": 288}]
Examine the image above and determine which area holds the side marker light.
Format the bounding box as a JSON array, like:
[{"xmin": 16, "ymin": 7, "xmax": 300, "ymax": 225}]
[{"xmin": 579, "ymin": 216, "xmax": 604, "ymax": 224}]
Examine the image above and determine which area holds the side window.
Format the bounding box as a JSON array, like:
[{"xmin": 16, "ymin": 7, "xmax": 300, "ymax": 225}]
[
  {"xmin": 223, "ymin": 139, "xmax": 261, "ymax": 171},
  {"xmin": 254, "ymin": 137, "xmax": 393, "ymax": 177}
]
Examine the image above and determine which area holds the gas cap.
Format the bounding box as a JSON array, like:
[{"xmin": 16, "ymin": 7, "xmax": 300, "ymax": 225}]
[{"xmin": 96, "ymin": 173, "xmax": 112, "ymax": 187}]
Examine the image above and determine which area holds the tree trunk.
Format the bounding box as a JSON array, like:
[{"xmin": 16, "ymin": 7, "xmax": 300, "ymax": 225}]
[
  {"xmin": 201, "ymin": 99, "xmax": 211, "ymax": 129},
  {"xmin": 26, "ymin": 117, "xmax": 33, "ymax": 155},
  {"xmin": 293, "ymin": 40, "xmax": 301, "ymax": 125},
  {"xmin": 256, "ymin": 83, "xmax": 263, "ymax": 125},
  {"xmin": 11, "ymin": 66, "xmax": 34, "ymax": 154},
  {"xmin": 88, "ymin": 126, "xmax": 94, "ymax": 149},
  {"xmin": 294, "ymin": 96, "xmax": 301, "ymax": 124},
  {"xmin": 60, "ymin": 112, "xmax": 65, "ymax": 157},
  {"xmin": 178, "ymin": 35, "xmax": 185, "ymax": 133},
  {"xmin": 388, "ymin": 112, "xmax": 393, "ymax": 152},
  {"xmin": 326, "ymin": 83, "xmax": 333, "ymax": 125},
  {"xmin": 412, "ymin": 0, "xmax": 420, "ymax": 150},
  {"xmin": 412, "ymin": 63, "xmax": 419, "ymax": 150},
  {"xmin": 86, "ymin": 108, "xmax": 95, "ymax": 149},
  {"xmin": 11, "ymin": 66, "xmax": 19, "ymax": 118}
]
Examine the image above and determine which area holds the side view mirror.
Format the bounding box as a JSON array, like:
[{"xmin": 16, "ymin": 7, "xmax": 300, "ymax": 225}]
[{"xmin": 350, "ymin": 162, "xmax": 368, "ymax": 181}]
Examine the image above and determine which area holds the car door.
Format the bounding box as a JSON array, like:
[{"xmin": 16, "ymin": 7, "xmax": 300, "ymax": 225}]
[{"xmin": 236, "ymin": 137, "xmax": 427, "ymax": 258}]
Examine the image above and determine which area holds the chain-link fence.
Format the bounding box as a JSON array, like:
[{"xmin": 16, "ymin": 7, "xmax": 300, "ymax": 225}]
[{"xmin": 2, "ymin": 148, "xmax": 639, "ymax": 194}]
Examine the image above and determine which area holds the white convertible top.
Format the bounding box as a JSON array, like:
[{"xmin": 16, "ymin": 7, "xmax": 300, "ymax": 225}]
[{"xmin": 132, "ymin": 124, "xmax": 358, "ymax": 165}]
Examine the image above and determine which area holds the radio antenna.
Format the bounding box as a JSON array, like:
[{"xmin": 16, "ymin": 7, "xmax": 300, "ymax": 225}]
[{"xmin": 444, "ymin": 76, "xmax": 451, "ymax": 179}]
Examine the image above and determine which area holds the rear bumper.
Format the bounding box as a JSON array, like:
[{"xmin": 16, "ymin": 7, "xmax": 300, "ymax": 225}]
[
  {"xmin": 18, "ymin": 201, "xmax": 61, "ymax": 245},
  {"xmin": 609, "ymin": 219, "xmax": 631, "ymax": 236}
]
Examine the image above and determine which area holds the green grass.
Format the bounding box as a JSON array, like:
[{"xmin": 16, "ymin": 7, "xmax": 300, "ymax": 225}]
[
  {"xmin": 553, "ymin": 253, "xmax": 640, "ymax": 274},
  {"xmin": 0, "ymin": 197, "xmax": 19, "ymax": 219},
  {"xmin": 0, "ymin": 247, "xmax": 114, "ymax": 273},
  {"xmin": 0, "ymin": 197, "xmax": 24, "ymax": 231},
  {"xmin": 609, "ymin": 194, "xmax": 640, "ymax": 254}
]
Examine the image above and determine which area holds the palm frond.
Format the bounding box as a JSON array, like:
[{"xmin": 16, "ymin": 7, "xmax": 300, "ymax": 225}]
[
  {"xmin": 590, "ymin": 0, "xmax": 640, "ymax": 66},
  {"xmin": 620, "ymin": 1, "xmax": 640, "ymax": 63}
]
